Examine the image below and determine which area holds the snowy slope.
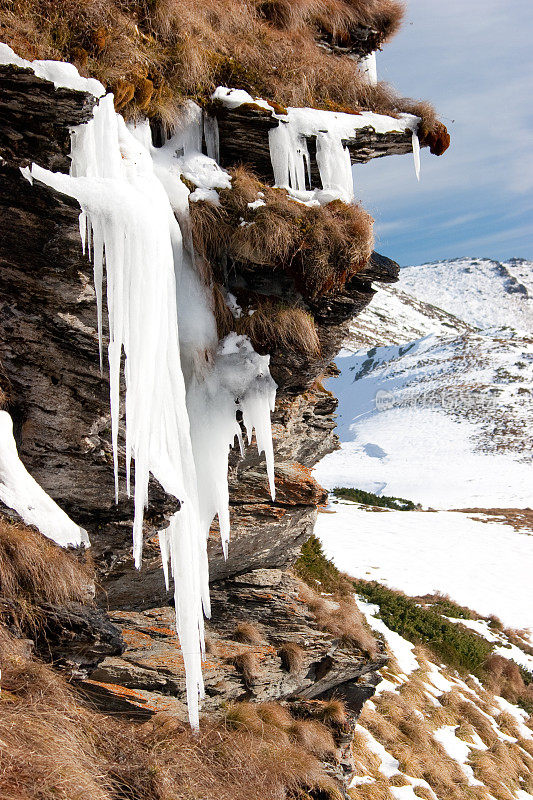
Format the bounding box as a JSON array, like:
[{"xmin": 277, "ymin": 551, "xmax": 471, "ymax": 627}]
[
  {"xmin": 315, "ymin": 257, "xmax": 533, "ymax": 509},
  {"xmin": 318, "ymin": 502, "xmax": 533, "ymax": 631},
  {"xmin": 347, "ymin": 593, "xmax": 533, "ymax": 798},
  {"xmin": 343, "ymin": 283, "xmax": 473, "ymax": 349},
  {"xmin": 399, "ymin": 257, "xmax": 533, "ymax": 332}
]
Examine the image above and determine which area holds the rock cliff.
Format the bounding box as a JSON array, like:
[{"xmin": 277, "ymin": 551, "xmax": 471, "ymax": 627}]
[{"xmin": 0, "ymin": 7, "xmax": 449, "ymax": 794}]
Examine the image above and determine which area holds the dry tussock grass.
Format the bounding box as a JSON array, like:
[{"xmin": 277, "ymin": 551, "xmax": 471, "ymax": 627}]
[
  {"xmin": 0, "ymin": 629, "xmax": 346, "ymax": 800},
  {"xmin": 0, "ymin": 0, "xmax": 449, "ymax": 143},
  {"xmin": 313, "ymin": 699, "xmax": 347, "ymax": 726},
  {"xmin": 192, "ymin": 167, "xmax": 375, "ymax": 300},
  {"xmin": 354, "ymin": 642, "xmax": 533, "ymax": 800},
  {"xmin": 233, "ymin": 621, "xmax": 264, "ymax": 645},
  {"xmin": 236, "ymin": 303, "xmax": 321, "ymax": 357},
  {"xmin": 289, "ymin": 719, "xmax": 337, "ymax": 760},
  {"xmin": 484, "ymin": 653, "xmax": 533, "ymax": 708},
  {"xmin": 233, "ymin": 650, "xmax": 262, "ymax": 686},
  {"xmin": 298, "ymin": 580, "xmax": 378, "ymax": 657},
  {"xmin": 0, "ymin": 625, "xmax": 111, "ymax": 800},
  {"xmin": 0, "ymin": 518, "xmax": 93, "ymax": 628},
  {"xmin": 278, "ymin": 641, "xmax": 306, "ymax": 673}
]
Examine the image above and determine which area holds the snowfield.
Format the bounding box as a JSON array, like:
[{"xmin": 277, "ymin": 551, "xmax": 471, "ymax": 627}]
[
  {"xmin": 315, "ymin": 256, "xmax": 533, "ymax": 635},
  {"xmin": 399, "ymin": 257, "xmax": 533, "ymax": 333},
  {"xmin": 317, "ymin": 502, "xmax": 533, "ymax": 632}
]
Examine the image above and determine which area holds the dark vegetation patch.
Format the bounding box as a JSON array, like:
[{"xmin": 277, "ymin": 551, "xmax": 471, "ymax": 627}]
[
  {"xmin": 295, "ymin": 535, "xmax": 352, "ymax": 596},
  {"xmin": 409, "ymin": 592, "xmax": 477, "ymax": 620},
  {"xmin": 332, "ymin": 486, "xmax": 418, "ymax": 510},
  {"xmin": 353, "ymin": 579, "xmax": 493, "ymax": 677}
]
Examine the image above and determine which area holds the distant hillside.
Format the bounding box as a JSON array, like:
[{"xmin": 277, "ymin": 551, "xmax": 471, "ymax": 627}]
[{"xmin": 315, "ymin": 258, "xmax": 533, "ymax": 508}]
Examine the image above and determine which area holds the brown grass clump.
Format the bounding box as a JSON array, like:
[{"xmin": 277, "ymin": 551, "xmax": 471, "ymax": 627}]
[
  {"xmin": 256, "ymin": 701, "xmax": 294, "ymax": 730},
  {"xmin": 312, "ymin": 699, "xmax": 347, "ymax": 726},
  {"xmin": 0, "ymin": 625, "xmax": 112, "ymax": 800},
  {"xmin": 289, "ymin": 719, "xmax": 337, "ymax": 760},
  {"xmin": 0, "ymin": 518, "xmax": 93, "ymax": 628},
  {"xmin": 0, "ymin": 0, "xmax": 445, "ymax": 143},
  {"xmin": 257, "ymin": 0, "xmax": 405, "ymax": 44},
  {"xmin": 278, "ymin": 641, "xmax": 306, "ymax": 673},
  {"xmin": 0, "ymin": 630, "xmax": 346, "ymax": 800},
  {"xmin": 298, "ymin": 580, "xmax": 379, "ymax": 657},
  {"xmin": 233, "ymin": 650, "xmax": 262, "ymax": 686},
  {"xmin": 484, "ymin": 653, "xmax": 533, "ymax": 705},
  {"xmin": 233, "ymin": 621, "xmax": 264, "ymax": 645},
  {"xmin": 191, "ymin": 167, "xmax": 375, "ymax": 300},
  {"xmin": 236, "ymin": 302, "xmax": 321, "ymax": 356}
]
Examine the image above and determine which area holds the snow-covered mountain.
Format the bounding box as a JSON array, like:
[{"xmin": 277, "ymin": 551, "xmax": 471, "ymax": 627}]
[
  {"xmin": 315, "ymin": 257, "xmax": 533, "ymax": 508},
  {"xmin": 399, "ymin": 257, "xmax": 533, "ymax": 332}
]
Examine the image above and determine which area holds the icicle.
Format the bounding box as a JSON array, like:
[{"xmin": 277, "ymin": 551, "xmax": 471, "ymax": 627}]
[
  {"xmin": 315, "ymin": 131, "xmax": 354, "ymax": 203},
  {"xmin": 203, "ymin": 113, "xmax": 220, "ymax": 163},
  {"xmin": 0, "ymin": 411, "xmax": 89, "ymax": 548},
  {"xmin": 158, "ymin": 530, "xmax": 171, "ymax": 591},
  {"xmin": 412, "ymin": 130, "xmax": 421, "ymax": 181},
  {"xmin": 360, "ymin": 52, "xmax": 378, "ymax": 85},
  {"xmin": 26, "ymin": 85, "xmax": 277, "ymax": 728},
  {"xmin": 269, "ymin": 122, "xmax": 310, "ymax": 192}
]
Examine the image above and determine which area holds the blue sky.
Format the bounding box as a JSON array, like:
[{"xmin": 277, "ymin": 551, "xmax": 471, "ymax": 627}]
[{"xmin": 353, "ymin": 0, "xmax": 533, "ymax": 266}]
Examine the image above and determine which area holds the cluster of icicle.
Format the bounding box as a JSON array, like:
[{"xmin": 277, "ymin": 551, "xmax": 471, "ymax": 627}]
[
  {"xmin": 213, "ymin": 80, "xmax": 421, "ymax": 204},
  {"xmin": 26, "ymin": 93, "xmax": 276, "ymax": 728}
]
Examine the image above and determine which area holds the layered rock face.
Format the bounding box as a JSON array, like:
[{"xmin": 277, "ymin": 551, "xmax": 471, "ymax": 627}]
[{"xmin": 0, "ymin": 41, "xmax": 435, "ymax": 792}]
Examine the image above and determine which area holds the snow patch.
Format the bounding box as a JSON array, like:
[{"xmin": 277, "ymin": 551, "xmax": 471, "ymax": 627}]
[
  {"xmin": 356, "ymin": 596, "xmax": 418, "ymax": 677},
  {"xmin": 433, "ymin": 725, "xmax": 484, "ymax": 786},
  {"xmin": 317, "ymin": 505, "xmax": 533, "ymax": 632},
  {"xmin": 0, "ymin": 42, "xmax": 105, "ymax": 96},
  {"xmin": 0, "ymin": 411, "xmax": 89, "ymax": 548}
]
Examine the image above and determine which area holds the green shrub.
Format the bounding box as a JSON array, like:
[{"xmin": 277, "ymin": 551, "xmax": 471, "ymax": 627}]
[
  {"xmin": 294, "ymin": 536, "xmax": 351, "ymax": 595},
  {"xmin": 353, "ymin": 580, "xmax": 493, "ymax": 677},
  {"xmin": 415, "ymin": 594, "xmax": 474, "ymax": 620},
  {"xmin": 332, "ymin": 487, "xmax": 418, "ymax": 511}
]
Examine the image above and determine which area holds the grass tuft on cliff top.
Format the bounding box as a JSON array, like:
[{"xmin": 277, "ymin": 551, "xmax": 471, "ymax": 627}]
[{"xmin": 0, "ymin": 0, "xmax": 448, "ymax": 149}]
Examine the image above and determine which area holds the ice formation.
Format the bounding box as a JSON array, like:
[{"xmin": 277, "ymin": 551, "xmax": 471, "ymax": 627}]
[
  {"xmin": 0, "ymin": 410, "xmax": 89, "ymax": 548},
  {"xmin": 412, "ymin": 131, "xmax": 421, "ymax": 181},
  {"xmin": 15, "ymin": 50, "xmax": 277, "ymax": 726},
  {"xmin": 359, "ymin": 51, "xmax": 378, "ymax": 85},
  {"xmin": 0, "ymin": 42, "xmax": 104, "ymax": 96},
  {"xmin": 213, "ymin": 87, "xmax": 421, "ymax": 202}
]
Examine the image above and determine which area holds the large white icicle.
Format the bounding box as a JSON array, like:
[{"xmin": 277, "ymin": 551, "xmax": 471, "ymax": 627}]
[
  {"xmin": 412, "ymin": 130, "xmax": 421, "ymax": 181},
  {"xmin": 22, "ymin": 70, "xmax": 276, "ymax": 725},
  {"xmin": 130, "ymin": 109, "xmax": 277, "ymax": 562},
  {"xmin": 0, "ymin": 410, "xmax": 89, "ymax": 548},
  {"xmin": 359, "ymin": 52, "xmax": 378, "ymax": 85},
  {"xmin": 29, "ymin": 97, "xmax": 211, "ymax": 726}
]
